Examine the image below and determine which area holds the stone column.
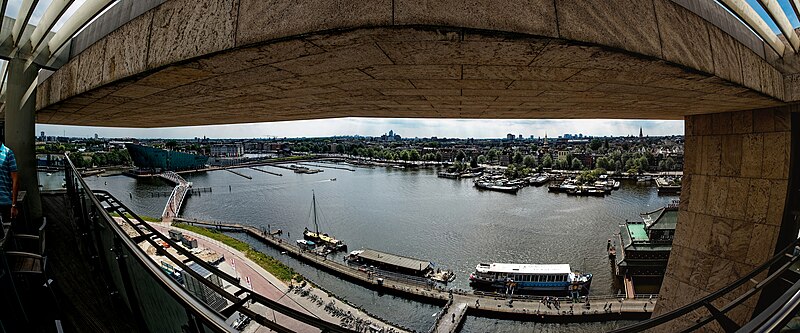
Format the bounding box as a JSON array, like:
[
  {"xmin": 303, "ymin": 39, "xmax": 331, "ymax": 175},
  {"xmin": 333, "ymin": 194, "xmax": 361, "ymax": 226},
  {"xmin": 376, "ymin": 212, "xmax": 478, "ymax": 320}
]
[
  {"xmin": 653, "ymin": 107, "xmax": 793, "ymax": 331},
  {"xmin": 4, "ymin": 58, "xmax": 42, "ymax": 220}
]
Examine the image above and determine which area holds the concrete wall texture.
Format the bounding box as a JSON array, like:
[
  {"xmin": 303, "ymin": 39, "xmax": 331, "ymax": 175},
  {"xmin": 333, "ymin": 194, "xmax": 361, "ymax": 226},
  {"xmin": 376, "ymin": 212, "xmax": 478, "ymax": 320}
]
[
  {"xmin": 35, "ymin": 0, "xmax": 793, "ymax": 126},
  {"xmin": 653, "ymin": 107, "xmax": 794, "ymax": 330}
]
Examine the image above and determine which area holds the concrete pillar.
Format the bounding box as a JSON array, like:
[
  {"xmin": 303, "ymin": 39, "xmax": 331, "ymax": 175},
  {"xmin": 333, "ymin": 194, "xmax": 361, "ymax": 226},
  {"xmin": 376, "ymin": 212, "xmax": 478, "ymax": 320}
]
[
  {"xmin": 4, "ymin": 58, "xmax": 42, "ymax": 220},
  {"xmin": 654, "ymin": 107, "xmax": 793, "ymax": 331}
]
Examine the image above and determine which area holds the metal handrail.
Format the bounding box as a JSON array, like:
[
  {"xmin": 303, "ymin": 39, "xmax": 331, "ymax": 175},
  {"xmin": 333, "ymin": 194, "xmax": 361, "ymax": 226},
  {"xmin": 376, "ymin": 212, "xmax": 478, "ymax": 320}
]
[
  {"xmin": 610, "ymin": 238, "xmax": 800, "ymax": 333},
  {"xmin": 99, "ymin": 191, "xmax": 356, "ymax": 333},
  {"xmin": 64, "ymin": 155, "xmax": 232, "ymax": 332},
  {"xmin": 736, "ymin": 277, "xmax": 800, "ymax": 332},
  {"xmin": 65, "ymin": 155, "xmax": 357, "ymax": 333}
]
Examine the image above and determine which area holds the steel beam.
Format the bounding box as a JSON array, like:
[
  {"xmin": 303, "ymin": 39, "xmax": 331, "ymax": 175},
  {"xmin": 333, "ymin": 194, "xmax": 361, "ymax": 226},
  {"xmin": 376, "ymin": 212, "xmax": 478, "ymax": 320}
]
[
  {"xmin": 10, "ymin": 0, "xmax": 38, "ymax": 48},
  {"xmin": 27, "ymin": 0, "xmax": 75, "ymax": 53},
  {"xmin": 757, "ymin": 0, "xmax": 800, "ymax": 53},
  {"xmin": 718, "ymin": 0, "xmax": 787, "ymax": 56},
  {"xmin": 35, "ymin": 0, "xmax": 115, "ymax": 62}
]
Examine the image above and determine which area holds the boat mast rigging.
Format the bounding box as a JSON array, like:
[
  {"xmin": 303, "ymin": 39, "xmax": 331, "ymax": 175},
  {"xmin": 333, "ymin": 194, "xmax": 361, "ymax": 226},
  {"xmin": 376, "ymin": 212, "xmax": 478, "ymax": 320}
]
[{"xmin": 312, "ymin": 190, "xmax": 320, "ymax": 237}]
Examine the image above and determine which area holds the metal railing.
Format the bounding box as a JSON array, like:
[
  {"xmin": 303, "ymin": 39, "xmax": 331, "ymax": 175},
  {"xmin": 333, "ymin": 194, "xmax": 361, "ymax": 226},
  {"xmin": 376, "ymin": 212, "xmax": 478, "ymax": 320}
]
[
  {"xmin": 609, "ymin": 238, "xmax": 800, "ymax": 333},
  {"xmin": 64, "ymin": 155, "xmax": 356, "ymax": 333}
]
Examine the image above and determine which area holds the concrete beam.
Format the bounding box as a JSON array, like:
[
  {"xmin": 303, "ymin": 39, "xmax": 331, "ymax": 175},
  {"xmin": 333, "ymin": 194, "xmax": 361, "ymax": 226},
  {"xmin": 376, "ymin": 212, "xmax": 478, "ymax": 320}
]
[{"xmin": 4, "ymin": 58, "xmax": 40, "ymax": 219}]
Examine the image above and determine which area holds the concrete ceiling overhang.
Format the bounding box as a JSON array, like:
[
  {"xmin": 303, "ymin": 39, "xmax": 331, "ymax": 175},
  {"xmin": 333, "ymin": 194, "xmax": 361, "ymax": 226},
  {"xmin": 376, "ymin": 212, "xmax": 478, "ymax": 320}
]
[{"xmin": 34, "ymin": 0, "xmax": 789, "ymax": 127}]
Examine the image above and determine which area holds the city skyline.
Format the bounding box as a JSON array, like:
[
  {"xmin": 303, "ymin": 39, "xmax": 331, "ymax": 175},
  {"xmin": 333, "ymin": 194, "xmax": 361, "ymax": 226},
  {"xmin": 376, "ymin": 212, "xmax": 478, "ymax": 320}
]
[{"xmin": 36, "ymin": 118, "xmax": 684, "ymax": 139}]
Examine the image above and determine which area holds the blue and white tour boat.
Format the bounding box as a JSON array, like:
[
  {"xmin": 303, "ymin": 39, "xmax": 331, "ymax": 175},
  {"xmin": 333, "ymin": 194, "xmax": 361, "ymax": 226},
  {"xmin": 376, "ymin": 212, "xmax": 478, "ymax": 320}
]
[{"xmin": 469, "ymin": 263, "xmax": 592, "ymax": 296}]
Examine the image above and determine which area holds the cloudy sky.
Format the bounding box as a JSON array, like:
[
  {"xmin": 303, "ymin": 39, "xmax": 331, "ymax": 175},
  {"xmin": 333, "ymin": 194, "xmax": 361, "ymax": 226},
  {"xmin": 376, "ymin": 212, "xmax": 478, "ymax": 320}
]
[
  {"xmin": 13, "ymin": 0, "xmax": 793, "ymax": 139},
  {"xmin": 35, "ymin": 118, "xmax": 684, "ymax": 139}
]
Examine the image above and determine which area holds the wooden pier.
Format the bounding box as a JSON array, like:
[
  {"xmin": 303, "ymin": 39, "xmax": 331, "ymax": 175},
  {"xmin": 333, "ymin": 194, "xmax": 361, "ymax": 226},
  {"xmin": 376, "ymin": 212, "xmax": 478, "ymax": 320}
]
[
  {"xmin": 249, "ymin": 167, "xmax": 282, "ymax": 176},
  {"xmin": 298, "ymin": 162, "xmax": 356, "ymax": 172},
  {"xmin": 225, "ymin": 169, "xmax": 252, "ymax": 179},
  {"xmin": 172, "ymin": 218, "xmax": 657, "ymax": 330}
]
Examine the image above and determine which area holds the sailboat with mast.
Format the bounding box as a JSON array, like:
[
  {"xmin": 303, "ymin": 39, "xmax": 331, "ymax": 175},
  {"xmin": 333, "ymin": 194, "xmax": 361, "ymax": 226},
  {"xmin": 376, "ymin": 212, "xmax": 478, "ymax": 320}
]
[{"xmin": 303, "ymin": 191, "xmax": 347, "ymax": 252}]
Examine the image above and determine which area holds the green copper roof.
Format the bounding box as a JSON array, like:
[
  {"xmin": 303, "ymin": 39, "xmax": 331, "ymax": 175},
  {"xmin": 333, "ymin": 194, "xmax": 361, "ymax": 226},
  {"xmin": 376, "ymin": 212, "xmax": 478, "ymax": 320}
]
[{"xmin": 628, "ymin": 223, "xmax": 649, "ymax": 241}]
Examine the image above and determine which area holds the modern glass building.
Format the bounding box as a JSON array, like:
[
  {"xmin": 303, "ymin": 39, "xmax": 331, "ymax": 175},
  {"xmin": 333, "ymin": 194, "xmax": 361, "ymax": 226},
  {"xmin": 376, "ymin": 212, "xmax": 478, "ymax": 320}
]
[{"xmin": 126, "ymin": 143, "xmax": 208, "ymax": 172}]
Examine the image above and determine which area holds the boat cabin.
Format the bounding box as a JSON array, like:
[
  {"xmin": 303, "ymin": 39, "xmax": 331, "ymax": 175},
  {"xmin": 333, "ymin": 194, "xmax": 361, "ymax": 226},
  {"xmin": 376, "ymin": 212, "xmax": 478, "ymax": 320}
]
[
  {"xmin": 472, "ymin": 263, "xmax": 573, "ymax": 283},
  {"xmin": 349, "ymin": 249, "xmax": 433, "ymax": 277}
]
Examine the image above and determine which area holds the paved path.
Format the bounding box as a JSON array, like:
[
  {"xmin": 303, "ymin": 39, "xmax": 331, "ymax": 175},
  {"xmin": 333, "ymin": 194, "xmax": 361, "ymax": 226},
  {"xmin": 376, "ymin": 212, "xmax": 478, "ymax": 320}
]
[
  {"xmin": 433, "ymin": 298, "xmax": 468, "ymax": 333},
  {"xmin": 152, "ymin": 223, "xmax": 407, "ymax": 333}
]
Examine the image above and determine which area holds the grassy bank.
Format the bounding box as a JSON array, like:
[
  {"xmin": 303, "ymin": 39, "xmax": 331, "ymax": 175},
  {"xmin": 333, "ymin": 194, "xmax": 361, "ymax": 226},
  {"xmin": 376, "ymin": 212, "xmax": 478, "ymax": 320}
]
[{"xmin": 172, "ymin": 223, "xmax": 302, "ymax": 282}]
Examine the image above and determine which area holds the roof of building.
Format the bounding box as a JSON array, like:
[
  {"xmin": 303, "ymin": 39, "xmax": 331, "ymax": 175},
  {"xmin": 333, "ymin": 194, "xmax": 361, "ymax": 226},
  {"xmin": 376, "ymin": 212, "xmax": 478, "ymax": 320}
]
[
  {"xmin": 356, "ymin": 249, "xmax": 431, "ymax": 272},
  {"xmin": 641, "ymin": 207, "xmax": 678, "ymax": 231},
  {"xmin": 187, "ymin": 262, "xmax": 214, "ymax": 279},
  {"xmin": 475, "ymin": 263, "xmax": 572, "ymax": 275},
  {"xmin": 628, "ymin": 223, "xmax": 649, "ymax": 241}
]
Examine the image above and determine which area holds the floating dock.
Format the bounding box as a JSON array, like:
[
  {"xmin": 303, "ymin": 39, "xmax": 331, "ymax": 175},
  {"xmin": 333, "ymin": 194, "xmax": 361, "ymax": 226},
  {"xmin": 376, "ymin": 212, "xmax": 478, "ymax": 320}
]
[
  {"xmin": 248, "ymin": 167, "xmax": 282, "ymax": 176},
  {"xmin": 172, "ymin": 218, "xmax": 657, "ymax": 330},
  {"xmin": 225, "ymin": 169, "xmax": 252, "ymax": 179},
  {"xmin": 298, "ymin": 162, "xmax": 356, "ymax": 172}
]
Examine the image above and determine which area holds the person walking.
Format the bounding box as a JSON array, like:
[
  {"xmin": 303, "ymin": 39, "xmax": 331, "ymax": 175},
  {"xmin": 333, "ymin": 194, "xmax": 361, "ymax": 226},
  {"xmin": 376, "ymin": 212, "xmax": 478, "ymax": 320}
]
[{"xmin": 0, "ymin": 138, "xmax": 18, "ymax": 229}]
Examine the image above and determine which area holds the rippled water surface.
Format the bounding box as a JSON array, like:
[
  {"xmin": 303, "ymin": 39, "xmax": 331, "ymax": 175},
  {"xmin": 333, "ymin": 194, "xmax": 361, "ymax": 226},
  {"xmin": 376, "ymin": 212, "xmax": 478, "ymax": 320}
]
[{"xmin": 85, "ymin": 165, "xmax": 674, "ymax": 331}]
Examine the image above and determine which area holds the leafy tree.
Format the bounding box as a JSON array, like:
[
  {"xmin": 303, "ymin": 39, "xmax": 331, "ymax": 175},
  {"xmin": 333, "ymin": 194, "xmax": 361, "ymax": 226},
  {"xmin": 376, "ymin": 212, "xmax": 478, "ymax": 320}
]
[
  {"xmin": 542, "ymin": 155, "xmax": 553, "ymax": 168},
  {"xmin": 555, "ymin": 157, "xmax": 568, "ymax": 170},
  {"xmin": 523, "ymin": 155, "xmax": 536, "ymax": 168},
  {"xmin": 470, "ymin": 156, "xmax": 478, "ymax": 168},
  {"xmin": 477, "ymin": 155, "xmax": 487, "ymax": 164},
  {"xmin": 513, "ymin": 152, "xmax": 523, "ymax": 165},
  {"xmin": 487, "ymin": 149, "xmax": 499, "ymax": 163},
  {"xmin": 571, "ymin": 157, "xmax": 583, "ymax": 170},
  {"xmin": 596, "ymin": 157, "xmax": 611, "ymax": 170},
  {"xmin": 589, "ymin": 139, "xmax": 602, "ymax": 151},
  {"xmin": 409, "ymin": 149, "xmax": 420, "ymax": 161},
  {"xmin": 435, "ymin": 152, "xmax": 443, "ymax": 162},
  {"xmin": 455, "ymin": 150, "xmax": 467, "ymax": 162}
]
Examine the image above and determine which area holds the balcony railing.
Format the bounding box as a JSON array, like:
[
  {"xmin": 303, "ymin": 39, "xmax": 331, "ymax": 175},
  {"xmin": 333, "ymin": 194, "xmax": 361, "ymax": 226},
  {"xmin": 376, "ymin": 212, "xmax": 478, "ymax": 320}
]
[{"xmin": 63, "ymin": 154, "xmax": 355, "ymax": 332}]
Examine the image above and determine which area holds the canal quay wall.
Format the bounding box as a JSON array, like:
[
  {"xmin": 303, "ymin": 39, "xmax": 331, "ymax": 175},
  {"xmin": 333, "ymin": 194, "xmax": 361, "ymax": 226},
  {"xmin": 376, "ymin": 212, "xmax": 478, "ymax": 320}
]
[{"xmin": 174, "ymin": 218, "xmax": 658, "ymax": 328}]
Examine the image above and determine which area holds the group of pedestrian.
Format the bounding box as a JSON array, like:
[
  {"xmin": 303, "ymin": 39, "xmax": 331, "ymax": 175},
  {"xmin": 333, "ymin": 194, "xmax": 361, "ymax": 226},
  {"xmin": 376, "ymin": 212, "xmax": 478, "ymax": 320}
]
[
  {"xmin": 542, "ymin": 296, "xmax": 560, "ymax": 310},
  {"xmin": 603, "ymin": 302, "xmax": 613, "ymax": 313}
]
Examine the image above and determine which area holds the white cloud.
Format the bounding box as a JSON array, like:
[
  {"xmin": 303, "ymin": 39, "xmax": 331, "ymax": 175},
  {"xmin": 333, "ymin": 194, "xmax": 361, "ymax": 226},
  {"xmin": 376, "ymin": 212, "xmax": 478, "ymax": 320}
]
[{"xmin": 36, "ymin": 118, "xmax": 683, "ymax": 139}]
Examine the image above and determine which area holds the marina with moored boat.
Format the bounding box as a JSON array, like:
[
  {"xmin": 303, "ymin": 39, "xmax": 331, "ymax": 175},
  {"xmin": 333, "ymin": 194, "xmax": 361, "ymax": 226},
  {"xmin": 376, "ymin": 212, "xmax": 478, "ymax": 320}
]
[{"xmin": 301, "ymin": 191, "xmax": 347, "ymax": 254}]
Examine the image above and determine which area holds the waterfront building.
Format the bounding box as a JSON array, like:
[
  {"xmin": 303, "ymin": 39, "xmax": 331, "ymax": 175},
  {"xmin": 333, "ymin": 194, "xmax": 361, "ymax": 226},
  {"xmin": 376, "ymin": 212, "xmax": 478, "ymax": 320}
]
[
  {"xmin": 615, "ymin": 202, "xmax": 678, "ymax": 278},
  {"xmin": 210, "ymin": 143, "xmax": 244, "ymax": 157},
  {"xmin": 126, "ymin": 143, "xmax": 209, "ymax": 171}
]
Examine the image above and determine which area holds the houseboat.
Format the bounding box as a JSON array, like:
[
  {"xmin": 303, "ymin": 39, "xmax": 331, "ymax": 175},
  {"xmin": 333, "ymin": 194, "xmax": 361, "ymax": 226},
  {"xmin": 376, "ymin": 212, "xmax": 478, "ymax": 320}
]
[
  {"xmin": 615, "ymin": 201, "xmax": 678, "ymax": 279},
  {"xmin": 469, "ymin": 263, "xmax": 592, "ymax": 295},
  {"xmin": 474, "ymin": 181, "xmax": 521, "ymax": 194}
]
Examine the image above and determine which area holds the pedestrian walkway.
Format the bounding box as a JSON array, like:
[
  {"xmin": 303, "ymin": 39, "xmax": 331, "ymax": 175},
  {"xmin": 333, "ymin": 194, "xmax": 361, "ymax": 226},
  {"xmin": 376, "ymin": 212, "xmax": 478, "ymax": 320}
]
[
  {"xmin": 160, "ymin": 171, "xmax": 190, "ymax": 222},
  {"xmin": 151, "ymin": 223, "xmax": 407, "ymax": 333},
  {"xmin": 433, "ymin": 297, "xmax": 468, "ymax": 333}
]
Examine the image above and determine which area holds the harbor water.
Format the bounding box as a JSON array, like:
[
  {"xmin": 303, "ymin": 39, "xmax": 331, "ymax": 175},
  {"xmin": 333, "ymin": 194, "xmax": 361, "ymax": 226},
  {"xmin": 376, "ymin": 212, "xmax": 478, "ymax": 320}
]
[{"xmin": 83, "ymin": 165, "xmax": 674, "ymax": 331}]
